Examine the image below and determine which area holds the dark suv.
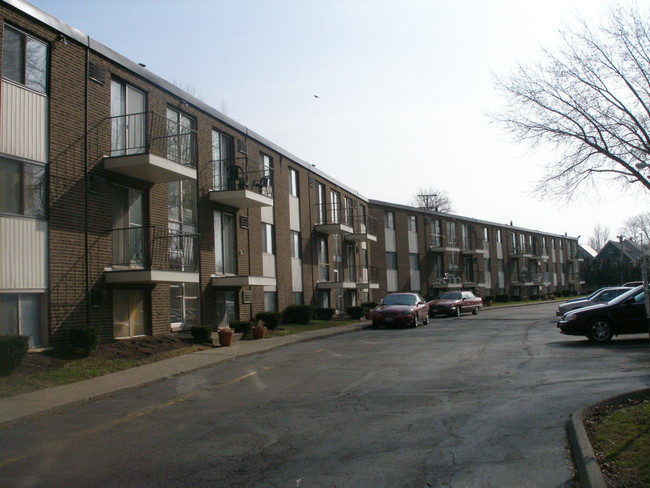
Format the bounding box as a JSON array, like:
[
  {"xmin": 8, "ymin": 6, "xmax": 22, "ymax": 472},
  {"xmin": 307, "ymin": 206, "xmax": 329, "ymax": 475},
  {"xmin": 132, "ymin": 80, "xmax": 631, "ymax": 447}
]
[{"xmin": 557, "ymin": 286, "xmax": 648, "ymax": 342}]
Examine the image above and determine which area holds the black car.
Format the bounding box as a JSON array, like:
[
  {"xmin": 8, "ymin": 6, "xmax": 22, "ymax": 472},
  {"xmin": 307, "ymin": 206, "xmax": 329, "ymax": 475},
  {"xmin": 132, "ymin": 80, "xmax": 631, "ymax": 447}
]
[{"xmin": 557, "ymin": 286, "xmax": 648, "ymax": 343}]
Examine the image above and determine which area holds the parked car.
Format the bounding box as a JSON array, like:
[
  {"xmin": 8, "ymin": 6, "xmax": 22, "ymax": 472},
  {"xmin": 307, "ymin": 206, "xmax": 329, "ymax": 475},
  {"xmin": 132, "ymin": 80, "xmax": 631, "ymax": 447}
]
[
  {"xmin": 371, "ymin": 293, "xmax": 429, "ymax": 328},
  {"xmin": 557, "ymin": 286, "xmax": 648, "ymax": 343},
  {"xmin": 428, "ymin": 291, "xmax": 483, "ymax": 317},
  {"xmin": 555, "ymin": 287, "xmax": 631, "ymax": 316},
  {"xmin": 623, "ymin": 281, "xmax": 643, "ymax": 287}
]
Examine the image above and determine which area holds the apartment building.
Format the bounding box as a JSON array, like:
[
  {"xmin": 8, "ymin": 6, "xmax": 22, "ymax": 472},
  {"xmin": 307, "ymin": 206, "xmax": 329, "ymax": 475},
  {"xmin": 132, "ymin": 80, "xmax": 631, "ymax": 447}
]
[
  {"xmin": 0, "ymin": 0, "xmax": 378, "ymax": 349},
  {"xmin": 369, "ymin": 201, "xmax": 584, "ymax": 300}
]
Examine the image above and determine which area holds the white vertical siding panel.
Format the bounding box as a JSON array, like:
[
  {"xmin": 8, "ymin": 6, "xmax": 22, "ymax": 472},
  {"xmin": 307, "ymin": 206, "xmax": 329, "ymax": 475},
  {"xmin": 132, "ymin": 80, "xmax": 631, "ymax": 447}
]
[
  {"xmin": 263, "ymin": 253, "xmax": 276, "ymax": 278},
  {"xmin": 0, "ymin": 217, "xmax": 48, "ymax": 290},
  {"xmin": 385, "ymin": 229, "xmax": 396, "ymax": 252},
  {"xmin": 1, "ymin": 81, "xmax": 48, "ymax": 163},
  {"xmin": 291, "ymin": 258, "xmax": 303, "ymax": 292},
  {"xmin": 387, "ymin": 269, "xmax": 398, "ymax": 292},
  {"xmin": 289, "ymin": 195, "xmax": 300, "ymax": 231},
  {"xmin": 408, "ymin": 231, "xmax": 419, "ymax": 253}
]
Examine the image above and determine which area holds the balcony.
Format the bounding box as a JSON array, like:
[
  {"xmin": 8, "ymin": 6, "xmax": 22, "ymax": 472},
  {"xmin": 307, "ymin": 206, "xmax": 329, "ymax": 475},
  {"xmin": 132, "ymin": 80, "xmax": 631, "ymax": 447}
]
[
  {"xmin": 209, "ymin": 157, "xmax": 274, "ymax": 208},
  {"xmin": 211, "ymin": 275, "xmax": 277, "ymax": 287},
  {"xmin": 316, "ymin": 265, "xmax": 378, "ymax": 289},
  {"xmin": 431, "ymin": 273, "xmax": 462, "ymax": 288},
  {"xmin": 568, "ymin": 272, "xmax": 586, "ymax": 284},
  {"xmin": 314, "ymin": 203, "xmax": 353, "ymax": 235},
  {"xmin": 429, "ymin": 236, "xmax": 460, "ymax": 253},
  {"xmin": 460, "ymin": 237, "xmax": 489, "ymax": 255},
  {"xmin": 510, "ymin": 244, "xmax": 533, "ymax": 258},
  {"xmin": 102, "ymin": 111, "xmax": 197, "ymax": 183},
  {"xmin": 105, "ymin": 226, "xmax": 199, "ymax": 284},
  {"xmin": 344, "ymin": 215, "xmax": 378, "ymax": 242}
]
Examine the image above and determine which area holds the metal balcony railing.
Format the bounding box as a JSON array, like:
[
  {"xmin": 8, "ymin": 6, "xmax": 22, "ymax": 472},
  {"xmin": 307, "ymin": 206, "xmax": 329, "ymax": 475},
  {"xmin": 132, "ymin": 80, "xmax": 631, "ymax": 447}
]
[
  {"xmin": 352, "ymin": 214, "xmax": 378, "ymax": 236},
  {"xmin": 314, "ymin": 202, "xmax": 350, "ymax": 226},
  {"xmin": 433, "ymin": 274, "xmax": 462, "ymax": 285},
  {"xmin": 107, "ymin": 111, "xmax": 198, "ymax": 168},
  {"xmin": 211, "ymin": 157, "xmax": 273, "ymax": 197},
  {"xmin": 111, "ymin": 226, "xmax": 198, "ymax": 272}
]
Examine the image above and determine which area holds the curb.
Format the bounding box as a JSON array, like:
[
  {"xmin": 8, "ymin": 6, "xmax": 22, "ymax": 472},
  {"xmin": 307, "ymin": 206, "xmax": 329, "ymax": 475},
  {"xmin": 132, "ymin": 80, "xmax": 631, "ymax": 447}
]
[{"xmin": 568, "ymin": 388, "xmax": 650, "ymax": 488}]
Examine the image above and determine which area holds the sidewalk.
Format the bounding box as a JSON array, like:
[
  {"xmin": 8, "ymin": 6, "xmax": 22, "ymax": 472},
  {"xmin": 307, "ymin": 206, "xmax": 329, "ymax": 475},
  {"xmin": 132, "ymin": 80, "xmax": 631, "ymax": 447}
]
[{"xmin": 0, "ymin": 323, "xmax": 366, "ymax": 428}]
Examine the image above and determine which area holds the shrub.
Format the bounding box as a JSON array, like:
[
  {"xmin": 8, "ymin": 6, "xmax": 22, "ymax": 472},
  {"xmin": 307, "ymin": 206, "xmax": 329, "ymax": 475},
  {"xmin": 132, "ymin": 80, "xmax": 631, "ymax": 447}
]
[
  {"xmin": 510, "ymin": 295, "xmax": 522, "ymax": 302},
  {"xmin": 0, "ymin": 335, "xmax": 29, "ymax": 374},
  {"xmin": 69, "ymin": 326, "xmax": 98, "ymax": 356},
  {"xmin": 282, "ymin": 305, "xmax": 314, "ymax": 325},
  {"xmin": 496, "ymin": 294, "xmax": 509, "ymax": 303},
  {"xmin": 483, "ymin": 295, "xmax": 494, "ymax": 304},
  {"xmin": 190, "ymin": 325, "xmax": 213, "ymax": 344},
  {"xmin": 255, "ymin": 311, "xmax": 282, "ymax": 330},
  {"xmin": 346, "ymin": 306, "xmax": 365, "ymax": 320},
  {"xmin": 314, "ymin": 308, "xmax": 336, "ymax": 320},
  {"xmin": 562, "ymin": 289, "xmax": 573, "ymax": 297},
  {"xmin": 529, "ymin": 294, "xmax": 540, "ymax": 301},
  {"xmin": 360, "ymin": 301, "xmax": 377, "ymax": 309},
  {"xmin": 230, "ymin": 320, "xmax": 254, "ymax": 334}
]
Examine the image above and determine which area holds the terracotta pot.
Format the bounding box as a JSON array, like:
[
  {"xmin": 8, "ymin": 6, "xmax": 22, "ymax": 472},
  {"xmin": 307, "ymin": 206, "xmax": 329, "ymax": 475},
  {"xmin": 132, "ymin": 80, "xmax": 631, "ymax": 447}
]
[
  {"xmin": 252, "ymin": 325, "xmax": 265, "ymax": 340},
  {"xmin": 217, "ymin": 329, "xmax": 234, "ymax": 347}
]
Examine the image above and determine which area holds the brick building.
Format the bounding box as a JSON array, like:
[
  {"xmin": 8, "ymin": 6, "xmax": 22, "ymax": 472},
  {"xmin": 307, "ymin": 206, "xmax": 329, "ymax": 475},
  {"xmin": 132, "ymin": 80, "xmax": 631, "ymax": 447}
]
[{"xmin": 0, "ymin": 0, "xmax": 581, "ymax": 350}]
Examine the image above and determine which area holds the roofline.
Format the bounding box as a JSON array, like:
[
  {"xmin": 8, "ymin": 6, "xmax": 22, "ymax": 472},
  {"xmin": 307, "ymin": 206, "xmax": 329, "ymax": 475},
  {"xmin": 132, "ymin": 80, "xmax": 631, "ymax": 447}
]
[
  {"xmin": 369, "ymin": 199, "xmax": 580, "ymax": 240},
  {"xmin": 3, "ymin": 0, "xmax": 368, "ymax": 202}
]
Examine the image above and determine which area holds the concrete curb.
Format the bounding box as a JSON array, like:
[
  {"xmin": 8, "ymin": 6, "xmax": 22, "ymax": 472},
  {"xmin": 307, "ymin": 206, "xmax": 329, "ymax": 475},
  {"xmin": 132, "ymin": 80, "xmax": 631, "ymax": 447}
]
[
  {"xmin": 568, "ymin": 388, "xmax": 650, "ymax": 488},
  {"xmin": 0, "ymin": 322, "xmax": 368, "ymax": 428}
]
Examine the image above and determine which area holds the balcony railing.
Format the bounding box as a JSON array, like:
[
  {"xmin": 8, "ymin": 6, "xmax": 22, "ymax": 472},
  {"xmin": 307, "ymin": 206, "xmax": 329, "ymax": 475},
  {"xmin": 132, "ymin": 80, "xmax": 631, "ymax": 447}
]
[
  {"xmin": 107, "ymin": 111, "xmax": 198, "ymax": 168},
  {"xmin": 111, "ymin": 226, "xmax": 198, "ymax": 272},
  {"xmin": 210, "ymin": 157, "xmax": 273, "ymax": 198},
  {"xmin": 432, "ymin": 274, "xmax": 462, "ymax": 285},
  {"xmin": 510, "ymin": 271, "xmax": 551, "ymax": 284}
]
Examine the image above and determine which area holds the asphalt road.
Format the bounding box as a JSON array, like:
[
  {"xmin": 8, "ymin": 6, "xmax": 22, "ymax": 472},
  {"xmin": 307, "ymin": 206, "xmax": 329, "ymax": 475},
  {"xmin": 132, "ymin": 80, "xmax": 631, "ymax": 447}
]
[{"xmin": 1, "ymin": 302, "xmax": 649, "ymax": 488}]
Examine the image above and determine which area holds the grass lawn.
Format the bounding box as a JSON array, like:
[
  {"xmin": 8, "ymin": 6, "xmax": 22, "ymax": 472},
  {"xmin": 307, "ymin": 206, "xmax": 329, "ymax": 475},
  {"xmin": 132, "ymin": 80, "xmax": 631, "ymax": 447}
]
[{"xmin": 589, "ymin": 399, "xmax": 650, "ymax": 488}]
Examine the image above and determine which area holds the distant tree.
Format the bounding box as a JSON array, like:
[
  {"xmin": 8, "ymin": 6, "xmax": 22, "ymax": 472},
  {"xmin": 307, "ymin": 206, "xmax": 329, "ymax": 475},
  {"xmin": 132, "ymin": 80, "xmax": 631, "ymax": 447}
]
[
  {"xmin": 588, "ymin": 224, "xmax": 610, "ymax": 252},
  {"xmin": 494, "ymin": 4, "xmax": 650, "ymax": 200},
  {"xmin": 619, "ymin": 212, "xmax": 650, "ymax": 244},
  {"xmin": 409, "ymin": 187, "xmax": 453, "ymax": 213}
]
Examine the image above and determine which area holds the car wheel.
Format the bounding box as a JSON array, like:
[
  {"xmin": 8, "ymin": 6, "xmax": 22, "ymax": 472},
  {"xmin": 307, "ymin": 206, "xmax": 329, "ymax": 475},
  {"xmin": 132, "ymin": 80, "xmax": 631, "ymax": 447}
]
[
  {"xmin": 423, "ymin": 314, "xmax": 429, "ymax": 325},
  {"xmin": 455, "ymin": 306, "xmax": 461, "ymax": 317},
  {"xmin": 587, "ymin": 318, "xmax": 613, "ymax": 343},
  {"xmin": 472, "ymin": 307, "xmax": 479, "ymax": 315}
]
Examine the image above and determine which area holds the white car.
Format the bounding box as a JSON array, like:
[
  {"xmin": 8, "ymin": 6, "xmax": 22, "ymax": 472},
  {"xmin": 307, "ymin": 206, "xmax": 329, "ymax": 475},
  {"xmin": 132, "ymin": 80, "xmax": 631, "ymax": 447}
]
[{"xmin": 555, "ymin": 287, "xmax": 631, "ymax": 316}]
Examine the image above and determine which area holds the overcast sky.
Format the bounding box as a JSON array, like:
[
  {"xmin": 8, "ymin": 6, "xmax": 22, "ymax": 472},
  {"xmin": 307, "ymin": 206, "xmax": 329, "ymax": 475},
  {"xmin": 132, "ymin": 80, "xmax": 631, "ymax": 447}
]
[{"xmin": 28, "ymin": 0, "xmax": 649, "ymax": 245}]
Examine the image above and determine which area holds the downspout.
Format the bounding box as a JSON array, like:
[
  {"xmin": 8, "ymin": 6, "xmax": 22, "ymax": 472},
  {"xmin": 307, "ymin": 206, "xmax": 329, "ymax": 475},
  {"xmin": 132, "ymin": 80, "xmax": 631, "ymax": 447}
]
[{"xmin": 84, "ymin": 36, "xmax": 90, "ymax": 325}]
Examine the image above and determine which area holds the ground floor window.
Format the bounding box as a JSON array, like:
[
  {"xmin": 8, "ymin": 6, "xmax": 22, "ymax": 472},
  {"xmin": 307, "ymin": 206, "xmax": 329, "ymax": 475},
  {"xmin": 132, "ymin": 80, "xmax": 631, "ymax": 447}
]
[
  {"xmin": 315, "ymin": 290, "xmax": 330, "ymax": 309},
  {"xmin": 170, "ymin": 282, "xmax": 198, "ymax": 331},
  {"xmin": 0, "ymin": 293, "xmax": 44, "ymax": 348},
  {"xmin": 113, "ymin": 290, "xmax": 146, "ymax": 339},
  {"xmin": 264, "ymin": 292, "xmax": 278, "ymax": 312},
  {"xmin": 293, "ymin": 292, "xmax": 303, "ymax": 305}
]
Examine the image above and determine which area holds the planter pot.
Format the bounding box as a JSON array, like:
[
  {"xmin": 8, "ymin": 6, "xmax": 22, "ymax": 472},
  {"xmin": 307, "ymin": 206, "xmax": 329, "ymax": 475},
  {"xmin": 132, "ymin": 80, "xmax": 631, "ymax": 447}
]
[
  {"xmin": 364, "ymin": 311, "xmax": 372, "ymax": 320},
  {"xmin": 252, "ymin": 326, "xmax": 265, "ymax": 340},
  {"xmin": 217, "ymin": 329, "xmax": 234, "ymax": 347}
]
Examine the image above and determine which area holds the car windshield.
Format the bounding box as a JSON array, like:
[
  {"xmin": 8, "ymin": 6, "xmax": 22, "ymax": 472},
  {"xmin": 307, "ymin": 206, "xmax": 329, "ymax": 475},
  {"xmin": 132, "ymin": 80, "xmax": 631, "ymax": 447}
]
[
  {"xmin": 439, "ymin": 292, "xmax": 462, "ymax": 300},
  {"xmin": 382, "ymin": 294, "xmax": 416, "ymax": 306},
  {"xmin": 607, "ymin": 286, "xmax": 643, "ymax": 305}
]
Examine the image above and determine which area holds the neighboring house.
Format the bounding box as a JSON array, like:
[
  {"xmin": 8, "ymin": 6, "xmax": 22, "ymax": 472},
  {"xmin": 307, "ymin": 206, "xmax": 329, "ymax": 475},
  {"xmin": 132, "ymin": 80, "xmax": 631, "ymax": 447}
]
[
  {"xmin": 0, "ymin": 0, "xmax": 582, "ymax": 350},
  {"xmin": 587, "ymin": 239, "xmax": 647, "ymax": 287},
  {"xmin": 368, "ymin": 201, "xmax": 583, "ymax": 300}
]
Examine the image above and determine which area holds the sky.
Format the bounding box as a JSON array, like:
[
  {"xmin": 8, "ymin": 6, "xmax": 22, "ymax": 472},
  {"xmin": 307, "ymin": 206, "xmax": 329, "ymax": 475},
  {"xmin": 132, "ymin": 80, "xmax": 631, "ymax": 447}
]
[{"xmin": 25, "ymin": 0, "xmax": 649, "ymax": 245}]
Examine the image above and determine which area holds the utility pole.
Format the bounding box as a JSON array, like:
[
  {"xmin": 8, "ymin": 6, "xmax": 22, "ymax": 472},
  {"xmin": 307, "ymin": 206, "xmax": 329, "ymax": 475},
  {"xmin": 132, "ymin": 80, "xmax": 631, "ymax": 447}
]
[
  {"xmin": 641, "ymin": 239, "xmax": 650, "ymax": 341},
  {"xmin": 617, "ymin": 234, "xmax": 624, "ymax": 284}
]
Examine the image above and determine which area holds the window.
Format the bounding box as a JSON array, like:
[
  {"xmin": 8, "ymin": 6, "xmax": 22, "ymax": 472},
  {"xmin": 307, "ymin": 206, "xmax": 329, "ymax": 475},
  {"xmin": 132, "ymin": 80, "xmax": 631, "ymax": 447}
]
[
  {"xmin": 317, "ymin": 237, "xmax": 329, "ymax": 281},
  {"xmin": 214, "ymin": 210, "xmax": 236, "ymax": 275},
  {"xmin": 291, "ymin": 231, "xmax": 301, "ymax": 259},
  {"xmin": 344, "ymin": 196, "xmax": 354, "ymax": 226},
  {"xmin": 446, "ymin": 222, "xmax": 457, "ymax": 246},
  {"xmin": 170, "ymin": 282, "xmax": 198, "ymax": 330},
  {"xmin": 386, "ymin": 252, "xmax": 397, "ymax": 270},
  {"xmin": 262, "ymin": 223, "xmax": 275, "ymax": 255},
  {"xmin": 289, "ymin": 168, "xmax": 299, "ymax": 197},
  {"xmin": 497, "ymin": 229, "xmax": 503, "ymax": 243},
  {"xmin": 2, "ymin": 24, "xmax": 47, "ymax": 93},
  {"xmin": 0, "ymin": 293, "xmax": 44, "ymax": 348},
  {"xmin": 260, "ymin": 152, "xmax": 273, "ymax": 196},
  {"xmin": 212, "ymin": 130, "xmax": 234, "ymax": 190},
  {"xmin": 330, "ymin": 191, "xmax": 341, "ymax": 224},
  {"xmin": 166, "ymin": 107, "xmax": 196, "ymax": 167},
  {"xmin": 112, "ymin": 185, "xmax": 144, "ymax": 267},
  {"xmin": 110, "ymin": 79, "xmax": 145, "ymax": 156},
  {"xmin": 0, "ymin": 157, "xmax": 46, "ymax": 218},
  {"xmin": 431, "ymin": 219, "xmax": 442, "ymax": 246},
  {"xmin": 113, "ymin": 290, "xmax": 145, "ymax": 339},
  {"xmin": 264, "ymin": 292, "xmax": 277, "ymax": 312},
  {"xmin": 316, "ymin": 183, "xmax": 326, "ymax": 224},
  {"xmin": 408, "ymin": 216, "xmax": 417, "ymax": 232},
  {"xmin": 293, "ymin": 292, "xmax": 304, "ymax": 305},
  {"xmin": 168, "ymin": 180, "xmax": 197, "ymax": 271},
  {"xmin": 384, "ymin": 211, "xmax": 395, "ymax": 230}
]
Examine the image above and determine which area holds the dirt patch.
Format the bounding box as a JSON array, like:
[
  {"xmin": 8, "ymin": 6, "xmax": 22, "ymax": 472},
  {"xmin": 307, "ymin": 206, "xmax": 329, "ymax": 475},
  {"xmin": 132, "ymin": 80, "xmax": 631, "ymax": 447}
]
[{"xmin": 12, "ymin": 334, "xmax": 205, "ymax": 377}]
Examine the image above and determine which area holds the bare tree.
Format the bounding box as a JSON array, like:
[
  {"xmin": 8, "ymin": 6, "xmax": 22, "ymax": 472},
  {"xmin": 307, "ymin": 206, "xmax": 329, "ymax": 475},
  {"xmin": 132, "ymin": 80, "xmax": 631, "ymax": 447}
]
[
  {"xmin": 588, "ymin": 223, "xmax": 610, "ymax": 251},
  {"xmin": 493, "ymin": 4, "xmax": 650, "ymax": 199},
  {"xmin": 409, "ymin": 187, "xmax": 453, "ymax": 213},
  {"xmin": 619, "ymin": 212, "xmax": 650, "ymax": 244}
]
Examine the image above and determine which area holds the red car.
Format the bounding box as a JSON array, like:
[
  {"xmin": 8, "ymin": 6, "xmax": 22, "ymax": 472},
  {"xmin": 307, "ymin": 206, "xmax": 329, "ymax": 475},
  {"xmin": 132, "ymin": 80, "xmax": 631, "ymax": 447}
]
[
  {"xmin": 371, "ymin": 293, "xmax": 430, "ymax": 328},
  {"xmin": 428, "ymin": 291, "xmax": 483, "ymax": 317}
]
